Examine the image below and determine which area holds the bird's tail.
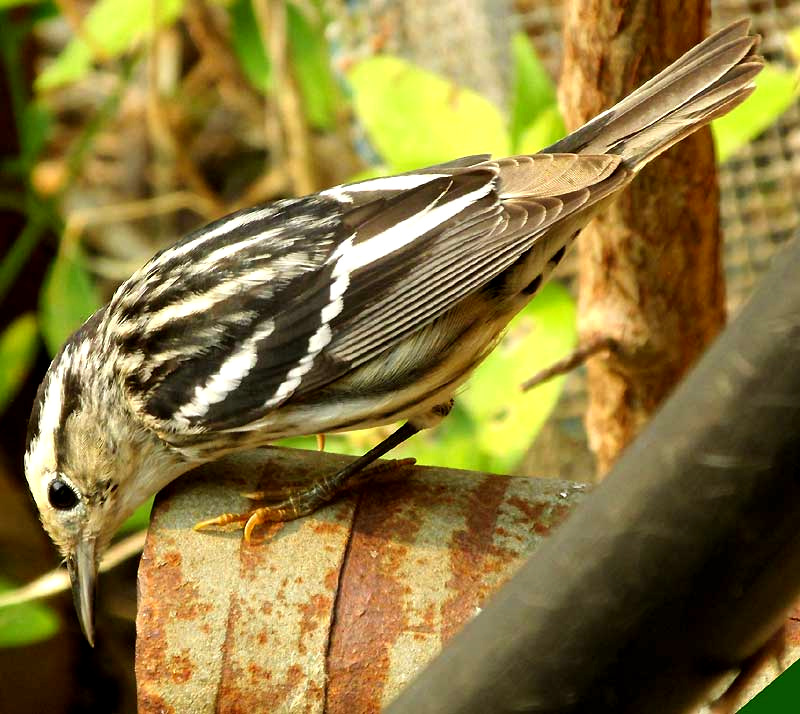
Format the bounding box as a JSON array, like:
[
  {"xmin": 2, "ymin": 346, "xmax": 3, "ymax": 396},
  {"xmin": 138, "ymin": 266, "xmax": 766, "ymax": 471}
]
[{"xmin": 545, "ymin": 19, "xmax": 764, "ymax": 170}]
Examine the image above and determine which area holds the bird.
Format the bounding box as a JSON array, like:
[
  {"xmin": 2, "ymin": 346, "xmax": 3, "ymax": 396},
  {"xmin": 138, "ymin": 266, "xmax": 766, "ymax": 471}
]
[{"xmin": 24, "ymin": 20, "xmax": 763, "ymax": 645}]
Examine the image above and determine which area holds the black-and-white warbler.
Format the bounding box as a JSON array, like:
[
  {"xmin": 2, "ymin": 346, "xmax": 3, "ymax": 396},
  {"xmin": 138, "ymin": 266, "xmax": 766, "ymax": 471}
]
[{"xmin": 24, "ymin": 20, "xmax": 762, "ymax": 644}]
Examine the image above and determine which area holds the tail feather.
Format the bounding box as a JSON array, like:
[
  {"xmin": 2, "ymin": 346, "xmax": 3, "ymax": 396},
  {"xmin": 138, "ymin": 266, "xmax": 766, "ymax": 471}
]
[{"xmin": 545, "ymin": 19, "xmax": 764, "ymax": 169}]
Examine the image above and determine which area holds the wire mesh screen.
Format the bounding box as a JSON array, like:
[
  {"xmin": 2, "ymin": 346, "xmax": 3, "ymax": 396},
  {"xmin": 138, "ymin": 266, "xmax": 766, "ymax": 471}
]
[{"xmin": 713, "ymin": 1, "xmax": 800, "ymax": 310}]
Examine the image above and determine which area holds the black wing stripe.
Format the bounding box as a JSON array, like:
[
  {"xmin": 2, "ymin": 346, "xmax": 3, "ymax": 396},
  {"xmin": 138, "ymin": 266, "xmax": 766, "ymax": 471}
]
[
  {"xmin": 124, "ymin": 157, "xmax": 628, "ymax": 438},
  {"xmin": 324, "ymin": 183, "xmax": 607, "ymax": 367},
  {"xmin": 329, "ymin": 194, "xmax": 567, "ymax": 358}
]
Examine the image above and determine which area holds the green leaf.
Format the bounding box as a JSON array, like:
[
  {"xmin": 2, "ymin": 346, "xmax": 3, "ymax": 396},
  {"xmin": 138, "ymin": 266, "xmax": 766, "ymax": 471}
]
[
  {"xmin": 287, "ymin": 2, "xmax": 338, "ymax": 130},
  {"xmin": 348, "ymin": 56, "xmax": 510, "ymax": 171},
  {"xmin": 0, "ymin": 0, "xmax": 44, "ymax": 8},
  {"xmin": 230, "ymin": 0, "xmax": 271, "ymax": 94},
  {"xmin": 39, "ymin": 251, "xmax": 102, "ymax": 356},
  {"xmin": 458, "ymin": 282, "xmax": 577, "ymax": 473},
  {"xmin": 0, "ymin": 313, "xmax": 38, "ymax": 415},
  {"xmin": 0, "ymin": 577, "xmax": 59, "ymax": 647},
  {"xmin": 35, "ymin": 0, "xmax": 184, "ymax": 91},
  {"xmin": 19, "ymin": 101, "xmax": 51, "ymax": 167},
  {"xmin": 0, "ymin": 0, "xmax": 44, "ymax": 11},
  {"xmin": 517, "ymin": 105, "xmax": 567, "ymax": 154},
  {"xmin": 712, "ymin": 63, "xmax": 798, "ymax": 162},
  {"xmin": 787, "ymin": 26, "xmax": 800, "ymax": 62},
  {"xmin": 117, "ymin": 497, "xmax": 154, "ymax": 535},
  {"xmin": 509, "ymin": 32, "xmax": 559, "ymax": 151}
]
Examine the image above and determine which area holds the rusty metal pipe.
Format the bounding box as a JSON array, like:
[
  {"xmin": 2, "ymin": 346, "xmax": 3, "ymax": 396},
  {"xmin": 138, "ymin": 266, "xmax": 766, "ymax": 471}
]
[{"xmin": 387, "ymin": 233, "xmax": 800, "ymax": 714}]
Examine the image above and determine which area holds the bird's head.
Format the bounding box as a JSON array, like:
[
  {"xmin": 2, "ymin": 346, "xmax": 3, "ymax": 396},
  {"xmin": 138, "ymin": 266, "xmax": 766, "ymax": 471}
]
[{"xmin": 23, "ymin": 309, "xmax": 186, "ymax": 645}]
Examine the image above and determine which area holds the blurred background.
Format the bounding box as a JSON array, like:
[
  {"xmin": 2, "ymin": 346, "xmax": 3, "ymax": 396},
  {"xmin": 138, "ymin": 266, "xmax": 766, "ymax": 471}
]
[{"xmin": 0, "ymin": 0, "xmax": 797, "ymax": 710}]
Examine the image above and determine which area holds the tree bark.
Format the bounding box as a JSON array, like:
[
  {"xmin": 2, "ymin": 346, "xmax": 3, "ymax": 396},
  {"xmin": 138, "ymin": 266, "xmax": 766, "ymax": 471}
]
[{"xmin": 558, "ymin": 0, "xmax": 726, "ymax": 475}]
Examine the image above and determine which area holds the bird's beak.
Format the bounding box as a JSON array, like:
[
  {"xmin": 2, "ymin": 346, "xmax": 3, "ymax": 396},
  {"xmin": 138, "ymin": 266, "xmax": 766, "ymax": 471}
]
[{"xmin": 67, "ymin": 538, "xmax": 97, "ymax": 647}]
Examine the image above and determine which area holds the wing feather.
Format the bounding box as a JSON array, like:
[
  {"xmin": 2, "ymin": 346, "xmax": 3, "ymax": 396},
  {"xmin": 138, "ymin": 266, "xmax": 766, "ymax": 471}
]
[{"xmin": 117, "ymin": 154, "xmax": 628, "ymax": 436}]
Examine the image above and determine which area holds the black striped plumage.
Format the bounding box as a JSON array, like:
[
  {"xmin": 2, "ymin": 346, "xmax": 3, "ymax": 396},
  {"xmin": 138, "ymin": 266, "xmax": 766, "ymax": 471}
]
[{"xmin": 106, "ymin": 161, "xmax": 621, "ymax": 438}]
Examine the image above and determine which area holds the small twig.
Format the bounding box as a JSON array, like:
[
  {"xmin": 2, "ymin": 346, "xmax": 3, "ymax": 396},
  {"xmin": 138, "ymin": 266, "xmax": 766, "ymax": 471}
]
[
  {"xmin": 63, "ymin": 192, "xmax": 216, "ymax": 279},
  {"xmin": 0, "ymin": 530, "xmax": 146, "ymax": 609},
  {"xmin": 68, "ymin": 191, "xmax": 215, "ymax": 228},
  {"xmin": 183, "ymin": 1, "xmax": 242, "ymax": 83},
  {"xmin": 521, "ymin": 336, "xmax": 617, "ymax": 392},
  {"xmin": 229, "ymin": 166, "xmax": 289, "ymax": 210},
  {"xmin": 63, "ymin": 56, "xmax": 136, "ymax": 189},
  {"xmin": 253, "ymin": 0, "xmax": 316, "ymax": 196}
]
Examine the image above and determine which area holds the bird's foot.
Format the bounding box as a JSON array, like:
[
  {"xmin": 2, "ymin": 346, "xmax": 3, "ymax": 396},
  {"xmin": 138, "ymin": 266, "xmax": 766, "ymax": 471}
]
[{"xmin": 193, "ymin": 457, "xmax": 415, "ymax": 542}]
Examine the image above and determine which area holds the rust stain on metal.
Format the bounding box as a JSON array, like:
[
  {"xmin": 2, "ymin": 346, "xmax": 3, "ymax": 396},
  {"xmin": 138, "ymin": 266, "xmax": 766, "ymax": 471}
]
[
  {"xmin": 215, "ymin": 600, "xmax": 272, "ymax": 714},
  {"xmin": 217, "ymin": 652, "xmax": 307, "ymax": 714},
  {"xmin": 215, "ymin": 596, "xmax": 315, "ymax": 713},
  {"xmin": 324, "ymin": 567, "xmax": 340, "ymax": 591},
  {"xmin": 137, "ymin": 693, "xmax": 175, "ymax": 714},
  {"xmin": 326, "ymin": 480, "xmax": 422, "ymax": 712},
  {"xmin": 137, "ymin": 547, "xmax": 207, "ymax": 690},
  {"xmin": 441, "ymin": 474, "xmax": 513, "ymax": 642},
  {"xmin": 507, "ymin": 496, "xmax": 546, "ymax": 523},
  {"xmin": 168, "ymin": 651, "xmax": 194, "ymax": 684},
  {"xmin": 508, "ymin": 496, "xmax": 573, "ymax": 535},
  {"xmin": 550, "ymin": 503, "xmax": 573, "ymax": 527},
  {"xmin": 136, "ymin": 448, "xmax": 586, "ymax": 713},
  {"xmin": 297, "ymin": 593, "xmax": 331, "ymax": 655},
  {"xmin": 313, "ymin": 521, "xmax": 343, "ymax": 535}
]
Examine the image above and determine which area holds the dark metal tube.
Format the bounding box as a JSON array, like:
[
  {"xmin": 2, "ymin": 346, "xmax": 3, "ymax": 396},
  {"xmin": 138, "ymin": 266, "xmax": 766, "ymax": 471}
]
[{"xmin": 387, "ymin": 234, "xmax": 800, "ymax": 714}]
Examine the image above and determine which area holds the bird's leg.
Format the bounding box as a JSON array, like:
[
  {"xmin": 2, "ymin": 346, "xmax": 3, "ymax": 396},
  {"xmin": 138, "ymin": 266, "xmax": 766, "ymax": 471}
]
[
  {"xmin": 238, "ymin": 433, "xmax": 326, "ymax": 501},
  {"xmin": 195, "ymin": 401, "xmax": 453, "ymax": 541},
  {"xmin": 195, "ymin": 423, "xmax": 419, "ymax": 540}
]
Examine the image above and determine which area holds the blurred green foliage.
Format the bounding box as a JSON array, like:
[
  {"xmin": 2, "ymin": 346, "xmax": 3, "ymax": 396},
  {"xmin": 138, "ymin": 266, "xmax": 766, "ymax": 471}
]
[
  {"xmin": 509, "ymin": 33, "xmax": 564, "ymax": 150},
  {"xmin": 790, "ymin": 26, "xmax": 800, "ymax": 59},
  {"xmin": 0, "ymin": 577, "xmax": 60, "ymax": 647},
  {"xmin": 349, "ymin": 56, "xmax": 510, "ymax": 169},
  {"xmin": 230, "ymin": 0, "xmax": 338, "ymax": 129},
  {"xmin": 230, "ymin": 0, "xmax": 272, "ymax": 93},
  {"xmin": 712, "ymin": 63, "xmax": 799, "ymax": 162},
  {"xmin": 0, "ymin": 313, "xmax": 38, "ymax": 414},
  {"xmin": 35, "ymin": 0, "xmax": 184, "ymax": 91},
  {"xmin": 286, "ymin": 3, "xmax": 338, "ymax": 130},
  {"xmin": 39, "ymin": 249, "xmax": 102, "ymax": 356}
]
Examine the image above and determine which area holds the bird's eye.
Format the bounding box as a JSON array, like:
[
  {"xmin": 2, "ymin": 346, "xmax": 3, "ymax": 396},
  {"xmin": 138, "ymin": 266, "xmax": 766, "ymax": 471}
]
[{"xmin": 48, "ymin": 477, "xmax": 80, "ymax": 511}]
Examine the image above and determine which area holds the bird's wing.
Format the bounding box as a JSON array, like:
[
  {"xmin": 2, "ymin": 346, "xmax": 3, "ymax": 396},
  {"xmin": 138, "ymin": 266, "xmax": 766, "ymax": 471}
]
[{"xmin": 111, "ymin": 154, "xmax": 625, "ymax": 436}]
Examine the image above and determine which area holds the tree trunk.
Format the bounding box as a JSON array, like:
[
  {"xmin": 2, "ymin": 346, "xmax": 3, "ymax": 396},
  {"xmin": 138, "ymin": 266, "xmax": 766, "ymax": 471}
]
[{"xmin": 558, "ymin": 0, "xmax": 726, "ymax": 475}]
